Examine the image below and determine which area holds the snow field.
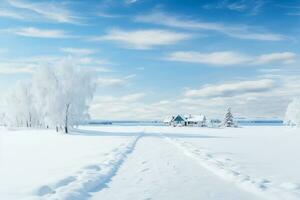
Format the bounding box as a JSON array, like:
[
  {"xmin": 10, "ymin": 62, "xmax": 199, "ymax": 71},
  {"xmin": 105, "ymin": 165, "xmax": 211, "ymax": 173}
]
[
  {"xmin": 28, "ymin": 134, "xmax": 141, "ymax": 200},
  {"xmin": 166, "ymin": 137, "xmax": 300, "ymax": 200},
  {"xmin": 0, "ymin": 127, "xmax": 137, "ymax": 200},
  {"xmin": 1, "ymin": 125, "xmax": 300, "ymax": 200},
  {"xmin": 91, "ymin": 136, "xmax": 262, "ymax": 200},
  {"xmin": 162, "ymin": 126, "xmax": 300, "ymax": 200}
]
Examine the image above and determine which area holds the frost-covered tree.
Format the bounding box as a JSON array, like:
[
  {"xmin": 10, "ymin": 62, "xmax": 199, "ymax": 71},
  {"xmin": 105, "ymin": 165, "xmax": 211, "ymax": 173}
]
[
  {"xmin": 285, "ymin": 98, "xmax": 300, "ymax": 127},
  {"xmin": 31, "ymin": 66, "xmax": 61, "ymax": 129},
  {"xmin": 31, "ymin": 58, "xmax": 95, "ymax": 133},
  {"xmin": 6, "ymin": 81, "xmax": 37, "ymax": 127},
  {"xmin": 6, "ymin": 57, "xmax": 96, "ymax": 133},
  {"xmin": 223, "ymin": 108, "xmax": 235, "ymax": 127},
  {"xmin": 53, "ymin": 58, "xmax": 96, "ymax": 133}
]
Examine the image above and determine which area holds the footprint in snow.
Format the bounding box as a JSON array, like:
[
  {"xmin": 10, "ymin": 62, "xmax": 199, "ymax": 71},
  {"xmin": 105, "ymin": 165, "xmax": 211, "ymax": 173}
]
[
  {"xmin": 35, "ymin": 185, "xmax": 55, "ymax": 196},
  {"xmin": 111, "ymin": 148, "xmax": 119, "ymax": 152},
  {"xmin": 141, "ymin": 168, "xmax": 150, "ymax": 172},
  {"xmin": 85, "ymin": 165, "xmax": 101, "ymax": 171},
  {"xmin": 53, "ymin": 176, "xmax": 77, "ymax": 188}
]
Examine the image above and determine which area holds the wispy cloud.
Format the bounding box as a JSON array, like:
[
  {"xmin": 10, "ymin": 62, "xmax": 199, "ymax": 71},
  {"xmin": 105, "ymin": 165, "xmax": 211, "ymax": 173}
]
[
  {"xmin": 135, "ymin": 11, "xmax": 286, "ymax": 41},
  {"xmin": 286, "ymin": 12, "xmax": 300, "ymax": 16},
  {"xmin": 203, "ymin": 0, "xmax": 266, "ymax": 15},
  {"xmin": 255, "ymin": 52, "xmax": 296, "ymax": 64},
  {"xmin": 179, "ymin": 72, "xmax": 300, "ymax": 118},
  {"xmin": 0, "ymin": 8, "xmax": 25, "ymax": 19},
  {"xmin": 89, "ymin": 71, "xmax": 300, "ymax": 120},
  {"xmin": 125, "ymin": 0, "xmax": 140, "ymax": 4},
  {"xmin": 184, "ymin": 79, "xmax": 276, "ymax": 98},
  {"xmin": 120, "ymin": 92, "xmax": 145, "ymax": 101},
  {"xmin": 93, "ymin": 28, "xmax": 191, "ymax": 49},
  {"xmin": 165, "ymin": 51, "xmax": 296, "ymax": 66},
  {"xmin": 89, "ymin": 92, "xmax": 156, "ymax": 120},
  {"xmin": 166, "ymin": 51, "xmax": 250, "ymax": 66},
  {"xmin": 0, "ymin": 62, "xmax": 34, "ymax": 74},
  {"xmin": 7, "ymin": 0, "xmax": 81, "ymax": 24},
  {"xmin": 9, "ymin": 27, "xmax": 71, "ymax": 38},
  {"xmin": 97, "ymin": 12, "xmax": 123, "ymax": 18},
  {"xmin": 96, "ymin": 74, "xmax": 136, "ymax": 87},
  {"xmin": 60, "ymin": 48, "xmax": 96, "ymax": 56},
  {"xmin": 0, "ymin": 55, "xmax": 110, "ymax": 75}
]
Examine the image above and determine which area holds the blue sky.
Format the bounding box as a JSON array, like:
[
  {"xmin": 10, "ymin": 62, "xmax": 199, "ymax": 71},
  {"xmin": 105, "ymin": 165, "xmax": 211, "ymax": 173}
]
[{"xmin": 0, "ymin": 0, "xmax": 300, "ymax": 120}]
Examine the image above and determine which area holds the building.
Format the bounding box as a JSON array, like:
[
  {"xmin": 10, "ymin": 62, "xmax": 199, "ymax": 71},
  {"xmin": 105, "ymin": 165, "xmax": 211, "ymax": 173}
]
[
  {"xmin": 186, "ymin": 115, "xmax": 206, "ymax": 127},
  {"xmin": 164, "ymin": 114, "xmax": 207, "ymax": 127}
]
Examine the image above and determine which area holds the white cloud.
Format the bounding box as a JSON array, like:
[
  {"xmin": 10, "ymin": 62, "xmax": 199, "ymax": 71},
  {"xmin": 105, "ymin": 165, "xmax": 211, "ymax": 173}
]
[
  {"xmin": 11, "ymin": 27, "xmax": 71, "ymax": 38},
  {"xmin": 135, "ymin": 11, "xmax": 285, "ymax": 41},
  {"xmin": 256, "ymin": 52, "xmax": 296, "ymax": 64},
  {"xmin": 180, "ymin": 73, "xmax": 300, "ymax": 119},
  {"xmin": 7, "ymin": 0, "xmax": 81, "ymax": 24},
  {"xmin": 89, "ymin": 71, "xmax": 300, "ymax": 120},
  {"xmin": 93, "ymin": 29, "xmax": 191, "ymax": 49},
  {"xmin": 88, "ymin": 72, "xmax": 300, "ymax": 120},
  {"xmin": 203, "ymin": 0, "xmax": 266, "ymax": 15},
  {"xmin": 96, "ymin": 78, "xmax": 125, "ymax": 87},
  {"xmin": 0, "ymin": 63, "xmax": 34, "ymax": 74},
  {"xmin": 97, "ymin": 12, "xmax": 123, "ymax": 18},
  {"xmin": 89, "ymin": 93, "xmax": 186, "ymax": 120},
  {"xmin": 0, "ymin": 55, "xmax": 111, "ymax": 75},
  {"xmin": 89, "ymin": 92, "xmax": 149, "ymax": 120},
  {"xmin": 96, "ymin": 74, "xmax": 136, "ymax": 87},
  {"xmin": 60, "ymin": 48, "xmax": 96, "ymax": 56},
  {"xmin": 184, "ymin": 79, "xmax": 276, "ymax": 98},
  {"xmin": 0, "ymin": 8, "xmax": 24, "ymax": 19},
  {"xmin": 121, "ymin": 92, "xmax": 146, "ymax": 102},
  {"xmin": 165, "ymin": 51, "xmax": 296, "ymax": 66},
  {"xmin": 166, "ymin": 51, "xmax": 250, "ymax": 66},
  {"xmin": 125, "ymin": 0, "xmax": 139, "ymax": 4}
]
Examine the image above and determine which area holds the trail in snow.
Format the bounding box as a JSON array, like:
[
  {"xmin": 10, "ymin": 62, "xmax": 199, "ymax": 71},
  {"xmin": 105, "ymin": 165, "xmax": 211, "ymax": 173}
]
[
  {"xmin": 24, "ymin": 126, "xmax": 300, "ymax": 200},
  {"xmin": 165, "ymin": 137, "xmax": 300, "ymax": 200},
  {"xmin": 90, "ymin": 136, "xmax": 262, "ymax": 200},
  {"xmin": 26, "ymin": 134, "xmax": 142, "ymax": 200}
]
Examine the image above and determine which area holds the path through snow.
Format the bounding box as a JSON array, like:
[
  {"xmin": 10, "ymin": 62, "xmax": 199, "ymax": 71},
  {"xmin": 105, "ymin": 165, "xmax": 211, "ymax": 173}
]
[
  {"xmin": 27, "ymin": 135, "xmax": 142, "ymax": 200},
  {"xmin": 166, "ymin": 137, "xmax": 300, "ymax": 200},
  {"xmin": 23, "ymin": 126, "xmax": 300, "ymax": 200},
  {"xmin": 90, "ymin": 136, "xmax": 262, "ymax": 200}
]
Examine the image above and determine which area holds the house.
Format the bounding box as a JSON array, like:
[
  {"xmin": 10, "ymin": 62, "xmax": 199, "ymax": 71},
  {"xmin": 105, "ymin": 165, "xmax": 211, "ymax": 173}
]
[
  {"xmin": 172, "ymin": 115, "xmax": 187, "ymax": 126},
  {"xmin": 163, "ymin": 115, "xmax": 186, "ymax": 126},
  {"xmin": 164, "ymin": 114, "xmax": 207, "ymax": 127},
  {"xmin": 186, "ymin": 115, "xmax": 206, "ymax": 127}
]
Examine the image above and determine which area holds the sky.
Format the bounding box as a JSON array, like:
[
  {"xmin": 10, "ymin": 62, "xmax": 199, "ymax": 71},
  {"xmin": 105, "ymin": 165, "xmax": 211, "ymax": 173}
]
[{"xmin": 0, "ymin": 0, "xmax": 299, "ymax": 120}]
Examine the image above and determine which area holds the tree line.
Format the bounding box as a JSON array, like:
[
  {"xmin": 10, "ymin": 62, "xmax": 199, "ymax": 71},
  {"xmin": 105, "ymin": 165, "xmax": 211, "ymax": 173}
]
[{"xmin": 4, "ymin": 58, "xmax": 96, "ymax": 133}]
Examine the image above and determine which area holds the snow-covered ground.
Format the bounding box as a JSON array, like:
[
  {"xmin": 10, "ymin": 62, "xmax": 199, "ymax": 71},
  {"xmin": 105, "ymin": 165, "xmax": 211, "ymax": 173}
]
[
  {"xmin": 1, "ymin": 125, "xmax": 299, "ymax": 200},
  {"xmin": 0, "ymin": 127, "xmax": 136, "ymax": 200}
]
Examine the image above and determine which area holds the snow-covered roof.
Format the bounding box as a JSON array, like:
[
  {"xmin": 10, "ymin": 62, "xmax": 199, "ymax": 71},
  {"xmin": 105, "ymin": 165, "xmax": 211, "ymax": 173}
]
[
  {"xmin": 186, "ymin": 115, "xmax": 206, "ymax": 122},
  {"xmin": 173, "ymin": 115, "xmax": 187, "ymax": 122},
  {"xmin": 164, "ymin": 114, "xmax": 206, "ymax": 123}
]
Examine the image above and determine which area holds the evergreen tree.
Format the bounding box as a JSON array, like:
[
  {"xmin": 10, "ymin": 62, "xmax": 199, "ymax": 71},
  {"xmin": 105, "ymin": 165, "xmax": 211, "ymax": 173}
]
[{"xmin": 223, "ymin": 108, "xmax": 234, "ymax": 127}]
